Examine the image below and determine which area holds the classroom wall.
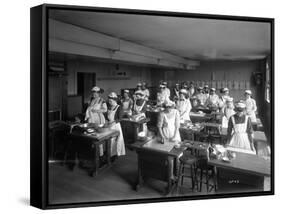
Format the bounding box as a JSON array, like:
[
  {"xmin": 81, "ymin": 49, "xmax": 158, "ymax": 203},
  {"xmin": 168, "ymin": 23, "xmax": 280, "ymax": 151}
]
[
  {"xmin": 168, "ymin": 60, "xmax": 263, "ymax": 101},
  {"xmin": 66, "ymin": 59, "xmax": 153, "ymax": 102}
]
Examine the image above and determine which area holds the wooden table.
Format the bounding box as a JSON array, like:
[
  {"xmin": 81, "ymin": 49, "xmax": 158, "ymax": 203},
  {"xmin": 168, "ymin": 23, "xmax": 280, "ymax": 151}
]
[
  {"xmin": 190, "ymin": 112, "xmax": 212, "ymax": 123},
  {"xmin": 121, "ymin": 118, "xmax": 150, "ymax": 144},
  {"xmin": 67, "ymin": 129, "xmax": 119, "ymax": 177},
  {"xmin": 179, "ymin": 126, "xmax": 204, "ymax": 141},
  {"xmin": 208, "ymin": 151, "xmax": 270, "ymax": 191},
  {"xmin": 131, "ymin": 138, "xmax": 185, "ymax": 195},
  {"xmin": 220, "ymin": 129, "xmax": 269, "ymax": 153}
]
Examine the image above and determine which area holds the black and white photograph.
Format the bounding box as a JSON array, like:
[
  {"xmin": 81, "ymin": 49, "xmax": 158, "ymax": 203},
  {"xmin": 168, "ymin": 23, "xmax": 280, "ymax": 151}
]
[{"xmin": 31, "ymin": 3, "xmax": 274, "ymax": 209}]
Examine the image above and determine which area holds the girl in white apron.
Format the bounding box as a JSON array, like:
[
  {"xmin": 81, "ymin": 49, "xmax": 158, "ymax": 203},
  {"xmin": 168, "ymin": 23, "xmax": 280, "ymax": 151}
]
[
  {"xmin": 244, "ymin": 90, "xmax": 257, "ymax": 123},
  {"xmin": 206, "ymin": 88, "xmax": 220, "ymax": 108},
  {"xmin": 176, "ymin": 89, "xmax": 192, "ymax": 123},
  {"xmin": 133, "ymin": 90, "xmax": 146, "ymax": 116},
  {"xmin": 84, "ymin": 86, "xmax": 107, "ymax": 156},
  {"xmin": 219, "ymin": 87, "xmax": 230, "ymax": 113},
  {"xmin": 85, "ymin": 86, "xmax": 107, "ymax": 124},
  {"xmin": 222, "ymin": 97, "xmax": 236, "ymax": 128},
  {"xmin": 121, "ymin": 89, "xmax": 133, "ymax": 117},
  {"xmin": 173, "ymin": 83, "xmax": 180, "ymax": 100},
  {"xmin": 132, "ymin": 90, "xmax": 147, "ymax": 133},
  {"xmin": 196, "ymin": 87, "xmax": 206, "ymax": 106},
  {"xmin": 107, "ymin": 92, "xmax": 126, "ymax": 157},
  {"xmin": 141, "ymin": 82, "xmax": 150, "ymax": 101},
  {"xmin": 158, "ymin": 101, "xmax": 181, "ymax": 143},
  {"xmin": 227, "ymin": 102, "xmax": 255, "ymax": 152}
]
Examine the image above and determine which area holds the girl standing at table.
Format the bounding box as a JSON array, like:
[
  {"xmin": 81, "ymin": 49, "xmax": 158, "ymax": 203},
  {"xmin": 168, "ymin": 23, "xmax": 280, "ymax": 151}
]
[
  {"xmin": 158, "ymin": 100, "xmax": 181, "ymax": 143},
  {"xmin": 85, "ymin": 86, "xmax": 107, "ymax": 124},
  {"xmin": 219, "ymin": 87, "xmax": 230, "ymax": 111},
  {"xmin": 206, "ymin": 88, "xmax": 220, "ymax": 108},
  {"xmin": 141, "ymin": 82, "xmax": 150, "ymax": 101},
  {"xmin": 227, "ymin": 102, "xmax": 255, "ymax": 152},
  {"xmin": 222, "ymin": 97, "xmax": 236, "ymax": 128},
  {"xmin": 196, "ymin": 87, "xmax": 206, "ymax": 106},
  {"xmin": 121, "ymin": 89, "xmax": 133, "ymax": 118},
  {"xmin": 244, "ymin": 90, "xmax": 257, "ymax": 123},
  {"xmin": 157, "ymin": 84, "xmax": 170, "ymax": 106},
  {"xmin": 173, "ymin": 83, "xmax": 180, "ymax": 100},
  {"xmin": 106, "ymin": 92, "xmax": 126, "ymax": 157},
  {"xmin": 176, "ymin": 89, "xmax": 192, "ymax": 123},
  {"xmin": 133, "ymin": 90, "xmax": 147, "ymax": 115}
]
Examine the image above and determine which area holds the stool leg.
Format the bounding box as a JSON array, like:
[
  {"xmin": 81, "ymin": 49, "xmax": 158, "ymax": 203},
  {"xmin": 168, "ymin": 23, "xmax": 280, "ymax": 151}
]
[
  {"xmin": 181, "ymin": 165, "xmax": 185, "ymax": 186},
  {"xmin": 206, "ymin": 169, "xmax": 209, "ymax": 192},
  {"xmin": 199, "ymin": 169, "xmax": 203, "ymax": 192},
  {"xmin": 191, "ymin": 165, "xmax": 195, "ymax": 191},
  {"xmin": 177, "ymin": 164, "xmax": 183, "ymax": 189},
  {"xmin": 213, "ymin": 167, "xmax": 217, "ymax": 191}
]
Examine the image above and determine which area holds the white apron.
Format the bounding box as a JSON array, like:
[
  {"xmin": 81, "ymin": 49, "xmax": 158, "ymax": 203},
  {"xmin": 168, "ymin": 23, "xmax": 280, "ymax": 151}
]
[
  {"xmin": 229, "ymin": 116, "xmax": 255, "ymax": 152},
  {"xmin": 107, "ymin": 105, "xmax": 126, "ymax": 156},
  {"xmin": 174, "ymin": 89, "xmax": 180, "ymax": 99},
  {"xmin": 85, "ymin": 98, "xmax": 106, "ymax": 124},
  {"xmin": 245, "ymin": 98, "xmax": 257, "ymax": 123},
  {"xmin": 222, "ymin": 108, "xmax": 236, "ymax": 128},
  {"xmin": 207, "ymin": 94, "xmax": 219, "ymax": 106},
  {"xmin": 133, "ymin": 99, "xmax": 146, "ymax": 116},
  {"xmin": 122, "ymin": 99, "xmax": 132, "ymax": 116},
  {"xmin": 161, "ymin": 110, "xmax": 181, "ymax": 142},
  {"xmin": 176, "ymin": 99, "xmax": 191, "ymax": 123},
  {"xmin": 189, "ymin": 87, "xmax": 195, "ymax": 97},
  {"xmin": 196, "ymin": 93, "xmax": 206, "ymax": 106}
]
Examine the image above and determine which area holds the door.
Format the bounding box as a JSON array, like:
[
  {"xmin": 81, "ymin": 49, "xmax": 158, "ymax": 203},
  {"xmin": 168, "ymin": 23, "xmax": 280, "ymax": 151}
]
[{"xmin": 77, "ymin": 72, "xmax": 96, "ymax": 110}]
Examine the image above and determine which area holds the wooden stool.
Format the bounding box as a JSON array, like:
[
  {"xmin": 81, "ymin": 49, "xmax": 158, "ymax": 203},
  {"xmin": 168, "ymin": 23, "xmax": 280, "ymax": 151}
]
[
  {"xmin": 196, "ymin": 158, "xmax": 217, "ymax": 192},
  {"xmin": 176, "ymin": 154, "xmax": 198, "ymax": 192}
]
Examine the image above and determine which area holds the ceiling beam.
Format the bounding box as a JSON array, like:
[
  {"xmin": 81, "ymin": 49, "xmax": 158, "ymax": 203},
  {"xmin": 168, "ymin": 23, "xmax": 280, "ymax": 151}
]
[{"xmin": 49, "ymin": 19, "xmax": 200, "ymax": 68}]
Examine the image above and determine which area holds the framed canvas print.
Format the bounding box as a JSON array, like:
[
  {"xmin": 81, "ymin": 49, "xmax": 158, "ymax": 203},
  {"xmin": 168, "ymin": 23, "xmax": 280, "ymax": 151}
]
[{"xmin": 30, "ymin": 4, "xmax": 274, "ymax": 209}]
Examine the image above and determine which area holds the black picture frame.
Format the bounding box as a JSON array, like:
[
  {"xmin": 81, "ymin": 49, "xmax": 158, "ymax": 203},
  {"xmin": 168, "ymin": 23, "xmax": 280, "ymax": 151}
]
[{"xmin": 30, "ymin": 4, "xmax": 274, "ymax": 209}]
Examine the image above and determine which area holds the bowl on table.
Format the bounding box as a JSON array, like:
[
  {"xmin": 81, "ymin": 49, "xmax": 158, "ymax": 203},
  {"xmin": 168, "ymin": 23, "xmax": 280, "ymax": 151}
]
[
  {"xmin": 96, "ymin": 123, "xmax": 111, "ymax": 133},
  {"xmin": 137, "ymin": 131, "xmax": 147, "ymax": 141}
]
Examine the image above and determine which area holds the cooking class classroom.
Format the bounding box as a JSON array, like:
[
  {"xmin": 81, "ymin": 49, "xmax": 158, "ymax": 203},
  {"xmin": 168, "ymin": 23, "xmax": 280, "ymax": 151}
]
[{"xmin": 47, "ymin": 9, "xmax": 272, "ymax": 204}]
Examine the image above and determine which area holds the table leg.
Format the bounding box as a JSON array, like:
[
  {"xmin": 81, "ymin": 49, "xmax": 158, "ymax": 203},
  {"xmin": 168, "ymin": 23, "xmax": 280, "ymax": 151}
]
[
  {"xmin": 106, "ymin": 139, "xmax": 112, "ymax": 166},
  {"xmin": 90, "ymin": 143, "xmax": 99, "ymax": 177},
  {"xmin": 136, "ymin": 153, "xmax": 144, "ymax": 191},
  {"xmin": 213, "ymin": 166, "xmax": 218, "ymax": 191},
  {"xmin": 134, "ymin": 124, "xmax": 139, "ymax": 142},
  {"xmin": 166, "ymin": 157, "xmax": 174, "ymax": 195}
]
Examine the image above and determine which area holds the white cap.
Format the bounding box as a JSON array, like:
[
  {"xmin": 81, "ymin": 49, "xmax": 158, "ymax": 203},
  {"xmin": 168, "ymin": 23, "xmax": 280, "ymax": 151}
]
[
  {"xmin": 163, "ymin": 100, "xmax": 175, "ymax": 108},
  {"xmin": 124, "ymin": 89, "xmax": 130, "ymax": 94},
  {"xmin": 235, "ymin": 101, "xmax": 246, "ymax": 109},
  {"xmin": 222, "ymin": 87, "xmax": 229, "ymax": 92},
  {"xmin": 91, "ymin": 86, "xmax": 101, "ymax": 92},
  {"xmin": 108, "ymin": 92, "xmax": 118, "ymax": 99},
  {"xmin": 179, "ymin": 89, "xmax": 188, "ymax": 94},
  {"xmin": 245, "ymin": 90, "xmax": 252, "ymax": 95},
  {"xmin": 159, "ymin": 84, "xmax": 165, "ymax": 88},
  {"xmin": 135, "ymin": 90, "xmax": 144, "ymax": 96},
  {"xmin": 137, "ymin": 82, "xmax": 142, "ymax": 87},
  {"xmin": 162, "ymin": 81, "xmax": 167, "ymax": 85},
  {"xmin": 210, "ymin": 88, "xmax": 216, "ymax": 91},
  {"xmin": 226, "ymin": 97, "xmax": 234, "ymax": 102}
]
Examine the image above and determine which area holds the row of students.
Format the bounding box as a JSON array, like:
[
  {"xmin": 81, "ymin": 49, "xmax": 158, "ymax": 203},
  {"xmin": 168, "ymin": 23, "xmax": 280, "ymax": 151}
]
[{"xmin": 158, "ymin": 99, "xmax": 256, "ymax": 153}]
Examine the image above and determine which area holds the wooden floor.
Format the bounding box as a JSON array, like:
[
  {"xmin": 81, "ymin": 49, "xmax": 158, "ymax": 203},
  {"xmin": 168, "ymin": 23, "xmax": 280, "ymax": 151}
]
[{"xmin": 48, "ymin": 148, "xmax": 270, "ymax": 205}]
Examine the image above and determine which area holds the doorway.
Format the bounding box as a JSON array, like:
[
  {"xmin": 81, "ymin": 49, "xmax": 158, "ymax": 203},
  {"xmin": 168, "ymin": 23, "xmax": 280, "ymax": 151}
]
[{"xmin": 77, "ymin": 72, "xmax": 96, "ymax": 111}]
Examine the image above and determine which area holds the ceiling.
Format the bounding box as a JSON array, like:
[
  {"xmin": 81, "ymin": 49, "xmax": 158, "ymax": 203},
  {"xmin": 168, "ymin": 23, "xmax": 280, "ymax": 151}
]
[{"xmin": 49, "ymin": 10, "xmax": 271, "ymax": 61}]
